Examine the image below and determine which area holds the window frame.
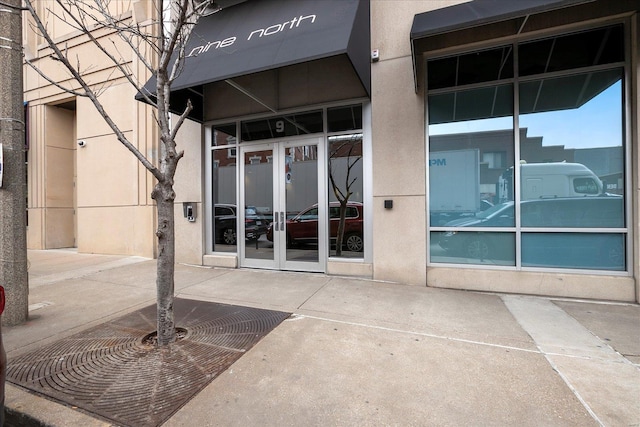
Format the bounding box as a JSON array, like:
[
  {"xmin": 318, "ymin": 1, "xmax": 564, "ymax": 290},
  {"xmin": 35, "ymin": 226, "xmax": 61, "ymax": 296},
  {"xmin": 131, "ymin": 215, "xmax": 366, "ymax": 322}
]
[
  {"xmin": 425, "ymin": 19, "xmax": 632, "ymax": 275},
  {"xmin": 204, "ymin": 100, "xmax": 372, "ymax": 265}
]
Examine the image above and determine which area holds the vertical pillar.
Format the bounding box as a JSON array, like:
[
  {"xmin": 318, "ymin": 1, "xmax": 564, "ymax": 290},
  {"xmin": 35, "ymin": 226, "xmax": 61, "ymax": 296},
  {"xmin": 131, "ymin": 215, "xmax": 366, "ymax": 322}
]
[{"xmin": 0, "ymin": 0, "xmax": 29, "ymax": 326}]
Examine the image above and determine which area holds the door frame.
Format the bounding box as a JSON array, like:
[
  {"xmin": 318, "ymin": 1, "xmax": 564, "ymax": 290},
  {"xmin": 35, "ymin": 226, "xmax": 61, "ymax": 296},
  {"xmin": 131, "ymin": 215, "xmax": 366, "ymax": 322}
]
[{"xmin": 239, "ymin": 136, "xmax": 327, "ymax": 272}]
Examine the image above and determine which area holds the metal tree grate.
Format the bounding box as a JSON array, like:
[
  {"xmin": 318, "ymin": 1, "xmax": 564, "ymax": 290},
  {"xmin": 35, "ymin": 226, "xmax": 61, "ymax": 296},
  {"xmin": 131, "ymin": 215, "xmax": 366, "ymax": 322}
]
[{"xmin": 8, "ymin": 298, "xmax": 290, "ymax": 427}]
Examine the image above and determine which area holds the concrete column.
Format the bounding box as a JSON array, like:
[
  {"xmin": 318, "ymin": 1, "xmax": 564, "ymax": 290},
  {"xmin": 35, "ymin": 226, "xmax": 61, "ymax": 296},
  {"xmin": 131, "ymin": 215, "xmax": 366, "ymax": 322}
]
[{"xmin": 0, "ymin": 0, "xmax": 29, "ymax": 325}]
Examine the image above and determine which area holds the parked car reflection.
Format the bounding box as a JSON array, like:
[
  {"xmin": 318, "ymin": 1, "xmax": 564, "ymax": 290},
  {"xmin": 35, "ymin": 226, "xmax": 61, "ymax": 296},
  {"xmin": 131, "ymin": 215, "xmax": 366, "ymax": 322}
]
[
  {"xmin": 214, "ymin": 204, "xmax": 268, "ymax": 245},
  {"xmin": 267, "ymin": 202, "xmax": 364, "ymax": 252},
  {"xmin": 437, "ymin": 196, "xmax": 624, "ymax": 268},
  {"xmin": 430, "ymin": 199, "xmax": 494, "ymax": 226}
]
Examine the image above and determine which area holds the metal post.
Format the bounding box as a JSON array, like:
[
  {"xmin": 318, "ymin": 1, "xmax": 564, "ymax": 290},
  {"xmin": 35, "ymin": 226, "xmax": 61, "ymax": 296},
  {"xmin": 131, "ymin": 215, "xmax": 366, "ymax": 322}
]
[{"xmin": 0, "ymin": 0, "xmax": 29, "ymax": 326}]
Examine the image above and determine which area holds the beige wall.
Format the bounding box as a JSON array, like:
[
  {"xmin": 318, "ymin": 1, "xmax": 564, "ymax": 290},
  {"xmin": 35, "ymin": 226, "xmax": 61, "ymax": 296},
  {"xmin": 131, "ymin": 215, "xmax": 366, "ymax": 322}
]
[
  {"xmin": 74, "ymin": 83, "xmax": 157, "ymax": 257},
  {"xmin": 24, "ymin": 5, "xmax": 158, "ymax": 258},
  {"xmin": 45, "ymin": 105, "xmax": 75, "ymax": 248},
  {"xmin": 173, "ymin": 118, "xmax": 204, "ymax": 265},
  {"xmin": 370, "ymin": 55, "xmax": 426, "ymax": 285},
  {"xmin": 427, "ymin": 268, "xmax": 636, "ymax": 302},
  {"xmin": 372, "ymin": 1, "xmax": 467, "ymax": 60},
  {"xmin": 27, "ymin": 104, "xmax": 76, "ymax": 249},
  {"xmin": 369, "ymin": 1, "xmax": 440, "ymax": 285},
  {"xmin": 77, "ymin": 206, "xmax": 154, "ymax": 255}
]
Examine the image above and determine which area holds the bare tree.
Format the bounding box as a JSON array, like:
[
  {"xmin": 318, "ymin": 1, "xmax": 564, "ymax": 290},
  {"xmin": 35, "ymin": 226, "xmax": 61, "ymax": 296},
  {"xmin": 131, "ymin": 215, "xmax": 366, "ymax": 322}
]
[
  {"xmin": 328, "ymin": 136, "xmax": 361, "ymax": 256},
  {"xmin": 23, "ymin": 0, "xmax": 210, "ymax": 346}
]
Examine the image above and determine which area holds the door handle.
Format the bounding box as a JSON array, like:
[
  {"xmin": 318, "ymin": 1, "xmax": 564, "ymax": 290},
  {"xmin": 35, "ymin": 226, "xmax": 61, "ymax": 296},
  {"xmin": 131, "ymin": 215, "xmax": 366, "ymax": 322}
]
[
  {"xmin": 274, "ymin": 212, "xmax": 279, "ymax": 232},
  {"xmin": 280, "ymin": 211, "xmax": 285, "ymax": 231}
]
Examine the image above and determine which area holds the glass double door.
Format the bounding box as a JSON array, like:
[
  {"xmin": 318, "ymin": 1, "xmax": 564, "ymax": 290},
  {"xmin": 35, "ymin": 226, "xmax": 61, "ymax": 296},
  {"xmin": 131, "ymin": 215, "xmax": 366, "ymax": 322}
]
[{"xmin": 239, "ymin": 137, "xmax": 326, "ymax": 272}]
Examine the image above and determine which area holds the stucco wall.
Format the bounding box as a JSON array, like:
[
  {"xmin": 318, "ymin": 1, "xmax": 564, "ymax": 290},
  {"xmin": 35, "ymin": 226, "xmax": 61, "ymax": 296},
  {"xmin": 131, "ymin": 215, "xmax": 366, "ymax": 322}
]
[
  {"xmin": 74, "ymin": 83, "xmax": 156, "ymax": 257},
  {"xmin": 173, "ymin": 118, "xmax": 204, "ymax": 265},
  {"xmin": 27, "ymin": 104, "xmax": 76, "ymax": 249},
  {"xmin": 369, "ymin": 1, "xmax": 445, "ymax": 285},
  {"xmin": 24, "ymin": 7, "xmax": 158, "ymax": 258}
]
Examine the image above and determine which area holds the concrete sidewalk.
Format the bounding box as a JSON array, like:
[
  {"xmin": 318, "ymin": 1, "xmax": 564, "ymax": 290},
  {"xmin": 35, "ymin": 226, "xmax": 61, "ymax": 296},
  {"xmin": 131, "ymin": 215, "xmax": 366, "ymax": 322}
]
[{"xmin": 4, "ymin": 249, "xmax": 640, "ymax": 426}]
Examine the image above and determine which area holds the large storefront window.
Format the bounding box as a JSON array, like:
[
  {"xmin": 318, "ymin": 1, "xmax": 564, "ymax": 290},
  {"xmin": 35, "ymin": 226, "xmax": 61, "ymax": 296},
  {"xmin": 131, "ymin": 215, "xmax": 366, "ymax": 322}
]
[{"xmin": 428, "ymin": 25, "xmax": 627, "ymax": 272}]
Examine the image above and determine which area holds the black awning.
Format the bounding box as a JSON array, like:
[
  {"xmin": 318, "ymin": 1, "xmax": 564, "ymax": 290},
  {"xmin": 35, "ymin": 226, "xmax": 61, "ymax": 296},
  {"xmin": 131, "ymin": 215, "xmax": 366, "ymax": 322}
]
[
  {"xmin": 410, "ymin": 0, "xmax": 595, "ymax": 92},
  {"xmin": 411, "ymin": 0, "xmax": 594, "ymax": 40},
  {"xmin": 138, "ymin": 0, "xmax": 370, "ymax": 122}
]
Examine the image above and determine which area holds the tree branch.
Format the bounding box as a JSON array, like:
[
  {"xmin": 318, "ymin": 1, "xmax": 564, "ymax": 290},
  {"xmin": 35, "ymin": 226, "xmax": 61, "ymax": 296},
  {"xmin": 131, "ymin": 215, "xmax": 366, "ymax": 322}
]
[
  {"xmin": 52, "ymin": 0, "xmax": 157, "ymax": 105},
  {"xmin": 170, "ymin": 98, "xmax": 193, "ymax": 141},
  {"xmin": 0, "ymin": 0, "xmax": 26, "ymax": 10},
  {"xmin": 24, "ymin": 59, "xmax": 88, "ymax": 97},
  {"xmin": 24, "ymin": 0, "xmax": 162, "ymax": 181}
]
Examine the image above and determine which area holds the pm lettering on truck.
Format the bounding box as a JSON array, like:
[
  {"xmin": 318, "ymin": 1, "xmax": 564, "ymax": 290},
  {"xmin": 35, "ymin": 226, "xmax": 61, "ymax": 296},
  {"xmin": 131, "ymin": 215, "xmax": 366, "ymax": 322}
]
[{"xmin": 429, "ymin": 149, "xmax": 481, "ymax": 213}]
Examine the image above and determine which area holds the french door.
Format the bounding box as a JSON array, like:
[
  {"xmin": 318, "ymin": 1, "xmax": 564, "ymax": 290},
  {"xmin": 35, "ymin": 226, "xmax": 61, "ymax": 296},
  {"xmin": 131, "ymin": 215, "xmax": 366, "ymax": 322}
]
[{"xmin": 239, "ymin": 137, "xmax": 326, "ymax": 272}]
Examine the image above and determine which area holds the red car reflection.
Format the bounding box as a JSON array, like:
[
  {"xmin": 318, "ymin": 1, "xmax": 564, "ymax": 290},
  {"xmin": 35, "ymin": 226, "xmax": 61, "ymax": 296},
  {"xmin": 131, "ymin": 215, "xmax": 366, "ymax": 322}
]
[{"xmin": 267, "ymin": 202, "xmax": 364, "ymax": 252}]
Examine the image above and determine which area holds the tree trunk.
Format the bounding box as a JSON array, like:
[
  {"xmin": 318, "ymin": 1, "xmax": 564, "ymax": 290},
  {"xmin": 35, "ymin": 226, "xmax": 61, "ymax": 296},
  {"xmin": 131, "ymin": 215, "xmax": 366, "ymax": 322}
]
[{"xmin": 153, "ymin": 180, "xmax": 176, "ymax": 347}]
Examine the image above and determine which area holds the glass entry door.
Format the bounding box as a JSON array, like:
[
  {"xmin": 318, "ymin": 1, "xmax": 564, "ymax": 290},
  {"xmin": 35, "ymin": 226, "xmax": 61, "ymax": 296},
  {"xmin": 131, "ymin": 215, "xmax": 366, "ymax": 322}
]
[{"xmin": 240, "ymin": 137, "xmax": 326, "ymax": 272}]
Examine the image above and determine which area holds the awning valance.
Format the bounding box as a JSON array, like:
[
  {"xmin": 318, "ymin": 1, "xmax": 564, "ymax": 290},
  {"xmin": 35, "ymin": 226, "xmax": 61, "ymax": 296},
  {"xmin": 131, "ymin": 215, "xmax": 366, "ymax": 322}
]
[
  {"xmin": 410, "ymin": 0, "xmax": 595, "ymax": 92},
  {"xmin": 138, "ymin": 0, "xmax": 370, "ymax": 122}
]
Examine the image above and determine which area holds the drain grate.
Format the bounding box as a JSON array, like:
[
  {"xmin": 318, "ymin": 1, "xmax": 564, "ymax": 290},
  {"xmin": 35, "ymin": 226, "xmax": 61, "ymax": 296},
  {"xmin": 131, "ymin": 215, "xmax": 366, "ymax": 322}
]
[{"xmin": 8, "ymin": 298, "xmax": 290, "ymax": 427}]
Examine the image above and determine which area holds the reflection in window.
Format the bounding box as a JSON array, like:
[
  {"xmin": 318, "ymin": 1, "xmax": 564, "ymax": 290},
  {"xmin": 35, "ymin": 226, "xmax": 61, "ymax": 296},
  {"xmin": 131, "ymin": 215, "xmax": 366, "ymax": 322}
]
[
  {"xmin": 519, "ymin": 25, "xmax": 623, "ymax": 76},
  {"xmin": 522, "ymin": 233, "xmax": 625, "ymax": 271},
  {"xmin": 427, "ymin": 24, "xmax": 627, "ymax": 272},
  {"xmin": 521, "ymin": 197, "xmax": 624, "ymax": 228},
  {"xmin": 212, "ymin": 149, "xmax": 237, "ymax": 253},
  {"xmin": 431, "ymin": 231, "xmax": 515, "ymax": 266},
  {"xmin": 428, "ymin": 84, "xmax": 514, "ymax": 230},
  {"xmin": 428, "ymin": 45, "xmax": 513, "ymax": 90},
  {"xmin": 516, "ymin": 68, "xmax": 626, "ymax": 270},
  {"xmin": 328, "ymin": 133, "xmax": 364, "ymax": 257},
  {"xmin": 483, "ymin": 152, "xmax": 506, "ymax": 169},
  {"xmin": 520, "ymin": 69, "xmax": 623, "ymax": 115},
  {"xmin": 244, "ymin": 149, "xmax": 274, "ymax": 260},
  {"xmin": 212, "ymin": 124, "xmax": 238, "ymax": 252},
  {"xmin": 428, "ymin": 85, "xmax": 512, "ymax": 124},
  {"xmin": 213, "ymin": 124, "xmax": 236, "ymax": 147},
  {"xmin": 518, "ymin": 69, "xmax": 624, "ymax": 225},
  {"xmin": 330, "ymin": 206, "xmax": 359, "ymax": 219},
  {"xmin": 328, "ymin": 104, "xmax": 362, "ymax": 132}
]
